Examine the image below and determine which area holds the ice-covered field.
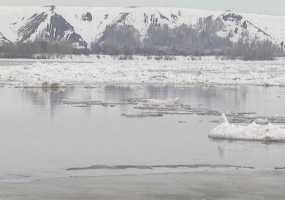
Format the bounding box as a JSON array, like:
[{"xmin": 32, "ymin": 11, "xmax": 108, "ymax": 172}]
[{"xmin": 1, "ymin": 56, "xmax": 285, "ymax": 87}]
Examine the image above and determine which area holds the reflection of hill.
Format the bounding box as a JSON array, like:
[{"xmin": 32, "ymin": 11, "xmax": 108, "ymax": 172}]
[
  {"xmin": 22, "ymin": 87, "xmax": 75, "ymax": 116},
  {"xmin": 20, "ymin": 84, "xmax": 250, "ymax": 118}
]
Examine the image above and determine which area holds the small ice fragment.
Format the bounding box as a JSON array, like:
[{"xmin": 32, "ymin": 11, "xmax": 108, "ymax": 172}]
[{"xmin": 254, "ymin": 118, "xmax": 269, "ymax": 125}]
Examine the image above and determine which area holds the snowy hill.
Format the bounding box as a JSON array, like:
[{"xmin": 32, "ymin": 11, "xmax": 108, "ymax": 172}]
[
  {"xmin": 0, "ymin": 6, "xmax": 284, "ymax": 48},
  {"xmin": 0, "ymin": 32, "xmax": 10, "ymax": 45}
]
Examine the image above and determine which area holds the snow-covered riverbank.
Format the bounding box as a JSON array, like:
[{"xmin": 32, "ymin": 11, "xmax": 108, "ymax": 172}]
[{"xmin": 1, "ymin": 56, "xmax": 285, "ymax": 87}]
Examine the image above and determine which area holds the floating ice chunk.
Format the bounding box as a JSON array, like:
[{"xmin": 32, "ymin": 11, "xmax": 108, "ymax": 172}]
[
  {"xmin": 121, "ymin": 112, "xmax": 163, "ymax": 118},
  {"xmin": 143, "ymin": 97, "xmax": 180, "ymax": 105},
  {"xmin": 222, "ymin": 113, "xmax": 228, "ymax": 123},
  {"xmin": 209, "ymin": 114, "xmax": 285, "ymax": 142},
  {"xmin": 254, "ymin": 118, "xmax": 269, "ymax": 125}
]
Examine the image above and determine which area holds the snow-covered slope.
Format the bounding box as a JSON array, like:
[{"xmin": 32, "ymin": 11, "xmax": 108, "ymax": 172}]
[
  {"xmin": 0, "ymin": 6, "xmax": 285, "ymax": 47},
  {"xmin": 0, "ymin": 32, "xmax": 10, "ymax": 45}
]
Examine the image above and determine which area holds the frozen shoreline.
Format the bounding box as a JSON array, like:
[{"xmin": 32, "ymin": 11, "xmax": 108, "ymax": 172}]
[{"xmin": 1, "ymin": 56, "xmax": 285, "ymax": 87}]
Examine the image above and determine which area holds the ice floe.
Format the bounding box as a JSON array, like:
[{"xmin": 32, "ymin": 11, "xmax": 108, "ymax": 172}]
[
  {"xmin": 209, "ymin": 114, "xmax": 285, "ymax": 142},
  {"xmin": 66, "ymin": 164, "xmax": 255, "ymax": 171}
]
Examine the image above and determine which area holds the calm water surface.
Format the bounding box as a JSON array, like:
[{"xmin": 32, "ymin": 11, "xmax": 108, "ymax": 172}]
[{"xmin": 1, "ymin": 85, "xmax": 285, "ymax": 181}]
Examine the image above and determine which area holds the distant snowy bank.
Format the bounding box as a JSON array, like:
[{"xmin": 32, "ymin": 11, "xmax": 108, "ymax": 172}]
[
  {"xmin": 1, "ymin": 56, "xmax": 285, "ymax": 87},
  {"xmin": 209, "ymin": 114, "xmax": 285, "ymax": 142}
]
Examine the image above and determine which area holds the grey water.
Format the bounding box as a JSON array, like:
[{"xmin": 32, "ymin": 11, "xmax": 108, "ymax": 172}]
[
  {"xmin": 1, "ymin": 171, "xmax": 285, "ymax": 200},
  {"xmin": 1, "ymin": 84, "xmax": 285, "ymax": 180}
]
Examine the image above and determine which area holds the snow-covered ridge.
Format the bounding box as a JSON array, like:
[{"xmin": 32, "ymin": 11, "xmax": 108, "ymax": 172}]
[
  {"xmin": 0, "ymin": 32, "xmax": 10, "ymax": 45},
  {"xmin": 0, "ymin": 6, "xmax": 285, "ymax": 47}
]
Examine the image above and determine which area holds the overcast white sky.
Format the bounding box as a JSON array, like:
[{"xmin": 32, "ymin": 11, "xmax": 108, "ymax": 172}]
[{"xmin": 0, "ymin": 0, "xmax": 284, "ymax": 16}]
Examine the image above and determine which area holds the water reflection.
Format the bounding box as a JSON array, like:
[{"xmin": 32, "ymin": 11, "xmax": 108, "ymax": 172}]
[
  {"xmin": 217, "ymin": 145, "xmax": 225, "ymax": 159},
  {"xmin": 21, "ymin": 87, "xmax": 75, "ymax": 117},
  {"xmin": 104, "ymin": 85, "xmax": 135, "ymax": 101},
  {"xmin": 18, "ymin": 84, "xmax": 285, "ymax": 117}
]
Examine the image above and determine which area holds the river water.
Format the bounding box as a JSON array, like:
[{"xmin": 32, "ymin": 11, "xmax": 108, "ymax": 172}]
[{"xmin": 1, "ymin": 85, "xmax": 285, "ymax": 183}]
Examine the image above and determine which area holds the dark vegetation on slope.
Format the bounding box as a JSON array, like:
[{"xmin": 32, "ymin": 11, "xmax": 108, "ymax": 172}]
[
  {"xmin": 0, "ymin": 16, "xmax": 283, "ymax": 60},
  {"xmin": 91, "ymin": 16, "xmax": 283, "ymax": 60},
  {"xmin": 0, "ymin": 41, "xmax": 75, "ymax": 58}
]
